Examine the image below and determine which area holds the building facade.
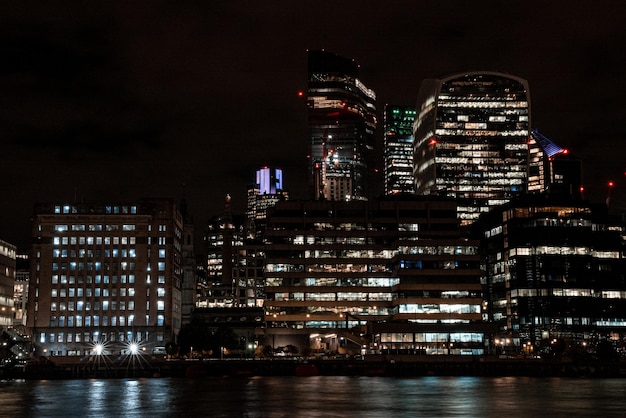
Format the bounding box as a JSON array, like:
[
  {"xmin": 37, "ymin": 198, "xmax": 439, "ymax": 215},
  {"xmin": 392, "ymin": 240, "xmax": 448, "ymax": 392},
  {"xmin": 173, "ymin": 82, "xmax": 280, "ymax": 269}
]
[
  {"xmin": 13, "ymin": 252, "xmax": 29, "ymax": 327},
  {"xmin": 475, "ymin": 194, "xmax": 626, "ymax": 355},
  {"xmin": 27, "ymin": 199, "xmax": 186, "ymax": 356},
  {"xmin": 0, "ymin": 239, "xmax": 16, "ymax": 328},
  {"xmin": 246, "ymin": 167, "xmax": 288, "ymax": 230},
  {"xmin": 413, "ymin": 71, "xmax": 531, "ymax": 225},
  {"xmin": 384, "ymin": 105, "xmax": 417, "ymax": 195},
  {"xmin": 307, "ymin": 50, "xmax": 377, "ymax": 202},
  {"xmin": 261, "ymin": 197, "xmax": 489, "ymax": 355}
]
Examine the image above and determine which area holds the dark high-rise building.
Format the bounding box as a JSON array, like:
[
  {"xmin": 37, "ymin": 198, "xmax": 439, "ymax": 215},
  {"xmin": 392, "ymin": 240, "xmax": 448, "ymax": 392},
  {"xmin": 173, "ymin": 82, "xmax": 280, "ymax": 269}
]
[
  {"xmin": 413, "ymin": 72, "xmax": 531, "ymax": 225},
  {"xmin": 307, "ymin": 50, "xmax": 377, "ymax": 202},
  {"xmin": 475, "ymin": 194, "xmax": 626, "ymax": 354},
  {"xmin": 384, "ymin": 105, "xmax": 417, "ymax": 195}
]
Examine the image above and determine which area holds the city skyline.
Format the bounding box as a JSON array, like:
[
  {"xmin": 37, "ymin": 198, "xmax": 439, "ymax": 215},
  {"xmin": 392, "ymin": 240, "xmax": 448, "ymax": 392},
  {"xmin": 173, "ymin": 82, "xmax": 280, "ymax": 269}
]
[{"xmin": 3, "ymin": 1, "xmax": 626, "ymax": 249}]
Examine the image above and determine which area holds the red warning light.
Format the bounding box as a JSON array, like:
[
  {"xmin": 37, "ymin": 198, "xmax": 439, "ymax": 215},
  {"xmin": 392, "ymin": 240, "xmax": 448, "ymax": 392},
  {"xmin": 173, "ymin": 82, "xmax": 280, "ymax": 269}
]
[
  {"xmin": 428, "ymin": 137, "xmax": 437, "ymax": 146},
  {"xmin": 608, "ymin": 181, "xmax": 615, "ymax": 188},
  {"xmin": 297, "ymin": 91, "xmax": 304, "ymax": 97},
  {"xmin": 580, "ymin": 186, "xmax": 584, "ymax": 193}
]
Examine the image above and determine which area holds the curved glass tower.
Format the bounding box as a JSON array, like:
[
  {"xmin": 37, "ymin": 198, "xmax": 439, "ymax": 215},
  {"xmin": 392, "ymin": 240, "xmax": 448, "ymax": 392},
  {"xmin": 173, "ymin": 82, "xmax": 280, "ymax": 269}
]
[
  {"xmin": 413, "ymin": 72, "xmax": 530, "ymax": 224},
  {"xmin": 307, "ymin": 50, "xmax": 377, "ymax": 201}
]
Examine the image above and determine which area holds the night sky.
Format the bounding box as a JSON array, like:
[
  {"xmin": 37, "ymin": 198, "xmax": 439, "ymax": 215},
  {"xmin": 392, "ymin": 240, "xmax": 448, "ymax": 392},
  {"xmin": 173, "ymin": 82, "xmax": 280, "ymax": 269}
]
[{"xmin": 3, "ymin": 1, "xmax": 626, "ymax": 250}]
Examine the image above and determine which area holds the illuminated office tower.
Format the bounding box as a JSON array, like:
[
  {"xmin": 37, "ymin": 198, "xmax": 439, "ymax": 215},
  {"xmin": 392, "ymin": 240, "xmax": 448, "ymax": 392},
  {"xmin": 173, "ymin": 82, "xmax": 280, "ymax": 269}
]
[
  {"xmin": 528, "ymin": 129, "xmax": 581, "ymax": 199},
  {"xmin": 413, "ymin": 72, "xmax": 531, "ymax": 225},
  {"xmin": 384, "ymin": 105, "xmax": 416, "ymax": 195},
  {"xmin": 27, "ymin": 199, "xmax": 186, "ymax": 356},
  {"xmin": 307, "ymin": 50, "xmax": 377, "ymax": 201},
  {"xmin": 246, "ymin": 167, "xmax": 288, "ymax": 224}
]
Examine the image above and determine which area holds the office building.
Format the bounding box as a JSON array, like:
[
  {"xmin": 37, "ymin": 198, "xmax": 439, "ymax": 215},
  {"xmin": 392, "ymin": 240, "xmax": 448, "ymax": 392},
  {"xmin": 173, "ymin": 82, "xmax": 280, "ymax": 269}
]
[
  {"xmin": 0, "ymin": 239, "xmax": 16, "ymax": 328},
  {"xmin": 475, "ymin": 194, "xmax": 626, "ymax": 354},
  {"xmin": 528, "ymin": 129, "xmax": 582, "ymax": 199},
  {"xmin": 246, "ymin": 167, "xmax": 288, "ymax": 229},
  {"xmin": 413, "ymin": 71, "xmax": 530, "ymax": 225},
  {"xmin": 202, "ymin": 195, "xmax": 247, "ymax": 308},
  {"xmin": 384, "ymin": 105, "xmax": 417, "ymax": 195},
  {"xmin": 27, "ymin": 199, "xmax": 186, "ymax": 356},
  {"xmin": 261, "ymin": 196, "xmax": 490, "ymax": 355},
  {"xmin": 307, "ymin": 50, "xmax": 377, "ymax": 201}
]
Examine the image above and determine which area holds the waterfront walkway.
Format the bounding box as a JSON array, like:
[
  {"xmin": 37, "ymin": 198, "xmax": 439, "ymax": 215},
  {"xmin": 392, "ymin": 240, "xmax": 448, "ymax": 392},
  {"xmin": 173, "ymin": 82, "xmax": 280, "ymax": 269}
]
[{"xmin": 4, "ymin": 354, "xmax": 625, "ymax": 380}]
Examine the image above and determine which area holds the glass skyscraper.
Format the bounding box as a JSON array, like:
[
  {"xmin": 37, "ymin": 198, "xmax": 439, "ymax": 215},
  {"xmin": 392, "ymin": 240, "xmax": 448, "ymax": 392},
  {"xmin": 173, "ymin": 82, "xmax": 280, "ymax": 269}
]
[
  {"xmin": 384, "ymin": 105, "xmax": 416, "ymax": 195},
  {"xmin": 307, "ymin": 50, "xmax": 377, "ymax": 201},
  {"xmin": 413, "ymin": 72, "xmax": 531, "ymax": 225}
]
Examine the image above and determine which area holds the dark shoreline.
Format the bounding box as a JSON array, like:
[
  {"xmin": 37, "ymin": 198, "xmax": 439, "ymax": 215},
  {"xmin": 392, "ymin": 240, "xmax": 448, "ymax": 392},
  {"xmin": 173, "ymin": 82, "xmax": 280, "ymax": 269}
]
[{"xmin": 3, "ymin": 355, "xmax": 625, "ymax": 380}]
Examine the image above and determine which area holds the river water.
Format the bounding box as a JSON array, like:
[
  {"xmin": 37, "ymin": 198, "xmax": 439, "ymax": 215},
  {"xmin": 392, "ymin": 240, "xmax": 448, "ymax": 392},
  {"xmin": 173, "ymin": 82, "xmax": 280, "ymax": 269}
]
[{"xmin": 1, "ymin": 376, "xmax": 625, "ymax": 417}]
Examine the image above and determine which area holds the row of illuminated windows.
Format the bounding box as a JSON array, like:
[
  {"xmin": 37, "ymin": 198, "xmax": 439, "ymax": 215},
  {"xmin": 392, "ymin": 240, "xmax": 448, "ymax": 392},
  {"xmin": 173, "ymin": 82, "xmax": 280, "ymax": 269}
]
[
  {"xmin": 55, "ymin": 224, "xmax": 136, "ymax": 232},
  {"xmin": 435, "ymin": 129, "xmax": 528, "ymax": 137},
  {"xmin": 50, "ymin": 287, "xmax": 143, "ymax": 298},
  {"xmin": 438, "ymin": 100, "xmax": 528, "ymax": 108},
  {"xmin": 41, "ymin": 331, "xmax": 149, "ymax": 345},
  {"xmin": 51, "ymin": 261, "xmax": 166, "ymax": 271},
  {"xmin": 53, "ymin": 205, "xmax": 138, "ymax": 214},
  {"xmin": 51, "ymin": 300, "xmax": 136, "ymax": 311},
  {"xmin": 49, "ymin": 287, "xmax": 165, "ymax": 299},
  {"xmin": 437, "ymin": 156, "xmax": 528, "ymax": 166},
  {"xmin": 265, "ymin": 277, "xmax": 400, "ymax": 287},
  {"xmin": 49, "ymin": 314, "xmax": 165, "ymax": 328},
  {"xmin": 398, "ymin": 245, "xmax": 477, "ymax": 255},
  {"xmin": 380, "ymin": 332, "xmax": 484, "ymax": 343},
  {"xmin": 510, "ymin": 247, "xmax": 620, "ymax": 258},
  {"xmin": 49, "ymin": 300, "xmax": 165, "ymax": 312},
  {"xmin": 53, "ymin": 236, "xmax": 137, "ymax": 245},
  {"xmin": 273, "ymin": 292, "xmax": 394, "ymax": 302},
  {"xmin": 511, "ymin": 289, "xmax": 626, "ymax": 299},
  {"xmin": 398, "ymin": 304, "xmax": 481, "ymax": 314},
  {"xmin": 53, "ymin": 248, "xmax": 139, "ymax": 258},
  {"xmin": 51, "ymin": 274, "xmax": 148, "ymax": 284},
  {"xmin": 51, "ymin": 261, "xmax": 136, "ymax": 271}
]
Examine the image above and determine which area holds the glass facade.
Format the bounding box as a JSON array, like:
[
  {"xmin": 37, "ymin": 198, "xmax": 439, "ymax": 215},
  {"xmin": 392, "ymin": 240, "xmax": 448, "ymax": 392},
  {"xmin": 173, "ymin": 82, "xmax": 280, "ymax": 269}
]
[
  {"xmin": 263, "ymin": 197, "xmax": 487, "ymax": 355},
  {"xmin": 307, "ymin": 50, "xmax": 377, "ymax": 202},
  {"xmin": 414, "ymin": 72, "xmax": 531, "ymax": 225},
  {"xmin": 384, "ymin": 105, "xmax": 416, "ymax": 195},
  {"xmin": 476, "ymin": 195, "xmax": 626, "ymax": 354}
]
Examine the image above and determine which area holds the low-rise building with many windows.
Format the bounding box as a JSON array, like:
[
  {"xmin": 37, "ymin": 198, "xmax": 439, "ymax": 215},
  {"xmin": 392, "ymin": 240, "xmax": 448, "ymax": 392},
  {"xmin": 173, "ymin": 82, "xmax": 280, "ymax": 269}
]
[
  {"xmin": 27, "ymin": 199, "xmax": 186, "ymax": 356},
  {"xmin": 261, "ymin": 196, "xmax": 490, "ymax": 355}
]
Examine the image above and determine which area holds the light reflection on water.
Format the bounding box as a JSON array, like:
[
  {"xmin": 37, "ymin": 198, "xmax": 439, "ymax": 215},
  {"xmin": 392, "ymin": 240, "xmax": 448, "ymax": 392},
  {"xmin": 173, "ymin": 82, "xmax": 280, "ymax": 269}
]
[{"xmin": 1, "ymin": 376, "xmax": 626, "ymax": 417}]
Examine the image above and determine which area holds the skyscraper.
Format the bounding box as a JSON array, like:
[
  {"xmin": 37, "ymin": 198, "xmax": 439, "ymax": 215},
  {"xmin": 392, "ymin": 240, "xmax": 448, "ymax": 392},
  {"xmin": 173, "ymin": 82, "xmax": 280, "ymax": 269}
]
[
  {"xmin": 384, "ymin": 105, "xmax": 416, "ymax": 195},
  {"xmin": 528, "ymin": 129, "xmax": 581, "ymax": 199},
  {"xmin": 246, "ymin": 166, "xmax": 288, "ymax": 224},
  {"xmin": 413, "ymin": 72, "xmax": 531, "ymax": 225},
  {"xmin": 307, "ymin": 50, "xmax": 377, "ymax": 201}
]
